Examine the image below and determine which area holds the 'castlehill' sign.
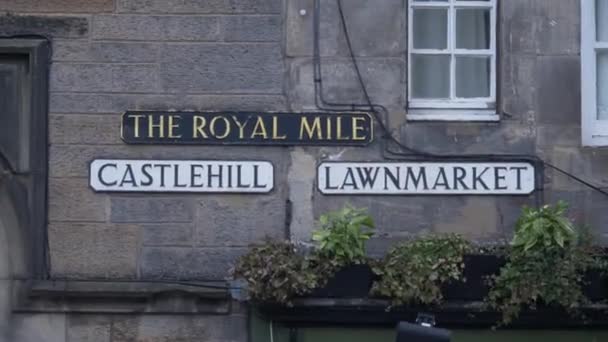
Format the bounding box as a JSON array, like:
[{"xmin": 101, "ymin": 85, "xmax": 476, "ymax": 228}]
[
  {"xmin": 90, "ymin": 159, "xmax": 274, "ymax": 193},
  {"xmin": 318, "ymin": 162, "xmax": 536, "ymax": 195},
  {"xmin": 121, "ymin": 111, "xmax": 373, "ymax": 146}
]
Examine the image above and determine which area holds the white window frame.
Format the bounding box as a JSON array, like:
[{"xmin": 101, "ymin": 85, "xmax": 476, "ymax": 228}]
[
  {"xmin": 407, "ymin": 0, "xmax": 498, "ymax": 122},
  {"xmin": 581, "ymin": 0, "xmax": 608, "ymax": 146}
]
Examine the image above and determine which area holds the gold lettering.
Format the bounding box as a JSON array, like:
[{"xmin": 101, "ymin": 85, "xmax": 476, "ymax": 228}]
[
  {"xmin": 148, "ymin": 115, "xmax": 164, "ymax": 138},
  {"xmin": 232, "ymin": 116, "xmax": 250, "ymax": 139},
  {"xmin": 129, "ymin": 114, "xmax": 146, "ymax": 138},
  {"xmin": 210, "ymin": 116, "xmax": 231, "ymax": 139},
  {"xmin": 272, "ymin": 116, "xmax": 287, "ymax": 140},
  {"xmin": 336, "ymin": 116, "xmax": 351, "ymax": 140},
  {"xmin": 326, "ymin": 116, "xmax": 332, "ymax": 140},
  {"xmin": 352, "ymin": 117, "xmax": 366, "ymax": 141},
  {"xmin": 168, "ymin": 115, "xmax": 182, "ymax": 138},
  {"xmin": 251, "ymin": 116, "xmax": 269, "ymax": 139},
  {"xmin": 299, "ymin": 117, "xmax": 322, "ymax": 140},
  {"xmin": 193, "ymin": 116, "xmax": 208, "ymax": 138}
]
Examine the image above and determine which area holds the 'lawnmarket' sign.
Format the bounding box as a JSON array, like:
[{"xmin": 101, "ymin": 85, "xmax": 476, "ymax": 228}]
[{"xmin": 317, "ymin": 162, "xmax": 536, "ymax": 195}]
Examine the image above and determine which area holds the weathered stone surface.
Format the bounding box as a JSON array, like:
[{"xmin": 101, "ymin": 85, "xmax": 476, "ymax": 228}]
[
  {"xmin": 53, "ymin": 41, "xmax": 159, "ymax": 63},
  {"xmin": 501, "ymin": 0, "xmax": 579, "ymax": 55},
  {"xmin": 117, "ymin": 0, "xmax": 281, "ymax": 14},
  {"xmin": 0, "ymin": 0, "xmax": 112, "ymax": 13},
  {"xmin": 543, "ymin": 147, "xmax": 590, "ymax": 191},
  {"xmin": 537, "ymin": 56, "xmax": 580, "ymax": 124},
  {"xmin": 49, "ymin": 222, "xmax": 138, "ymax": 278},
  {"xmin": 141, "ymin": 247, "xmax": 247, "ymax": 280},
  {"xmin": 536, "ymin": 124, "xmax": 581, "ymax": 148},
  {"xmin": 48, "ymin": 178, "xmax": 106, "ymax": 222},
  {"xmin": 160, "ymin": 43, "xmax": 283, "ymax": 93},
  {"xmin": 92, "ymin": 15, "xmax": 220, "ymax": 41},
  {"xmin": 400, "ymin": 121, "xmax": 535, "ymax": 155},
  {"xmin": 67, "ymin": 315, "xmax": 111, "ymax": 342},
  {"xmin": 500, "ymin": 54, "xmax": 537, "ymax": 121},
  {"xmin": 50, "ymin": 114, "xmax": 122, "ymax": 145},
  {"xmin": 51, "ymin": 63, "xmax": 159, "ymax": 93},
  {"xmin": 110, "ymin": 315, "xmax": 247, "ymax": 342},
  {"xmin": 222, "ymin": 15, "xmax": 281, "ymax": 42},
  {"xmin": 50, "ymin": 93, "xmax": 287, "ymax": 113},
  {"xmin": 111, "ymin": 198, "xmax": 194, "ymax": 223},
  {"xmin": 287, "ymin": 0, "xmax": 406, "ymax": 57},
  {"xmin": 196, "ymin": 196, "xmax": 285, "ymax": 246},
  {"xmin": 433, "ymin": 198, "xmax": 501, "ymax": 240},
  {"xmin": 11, "ymin": 314, "xmax": 66, "ymax": 342},
  {"xmin": 288, "ymin": 57, "xmax": 404, "ymax": 111},
  {"xmin": 143, "ymin": 223, "xmax": 194, "ymax": 246},
  {"xmin": 0, "ymin": 15, "xmax": 88, "ymax": 38},
  {"xmin": 287, "ymin": 148, "xmax": 316, "ymax": 242}
]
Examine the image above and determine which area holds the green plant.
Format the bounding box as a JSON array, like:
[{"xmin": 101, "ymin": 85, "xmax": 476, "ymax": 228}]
[
  {"xmin": 487, "ymin": 202, "xmax": 597, "ymax": 326},
  {"xmin": 371, "ymin": 234, "xmax": 471, "ymax": 307},
  {"xmin": 511, "ymin": 201, "xmax": 576, "ymax": 251},
  {"xmin": 312, "ymin": 204, "xmax": 375, "ymax": 266},
  {"xmin": 232, "ymin": 241, "xmax": 319, "ymax": 305}
]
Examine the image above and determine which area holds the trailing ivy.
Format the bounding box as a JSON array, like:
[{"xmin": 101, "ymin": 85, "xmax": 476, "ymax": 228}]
[
  {"xmin": 232, "ymin": 241, "xmax": 320, "ymax": 305},
  {"xmin": 487, "ymin": 202, "xmax": 606, "ymax": 326},
  {"xmin": 371, "ymin": 234, "xmax": 471, "ymax": 307}
]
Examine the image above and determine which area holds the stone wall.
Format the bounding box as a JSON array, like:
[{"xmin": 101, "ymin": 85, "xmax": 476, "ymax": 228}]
[{"xmin": 2, "ymin": 0, "xmax": 608, "ymax": 341}]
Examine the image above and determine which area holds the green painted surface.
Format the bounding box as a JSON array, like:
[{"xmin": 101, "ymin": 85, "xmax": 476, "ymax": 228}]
[{"xmin": 251, "ymin": 312, "xmax": 608, "ymax": 342}]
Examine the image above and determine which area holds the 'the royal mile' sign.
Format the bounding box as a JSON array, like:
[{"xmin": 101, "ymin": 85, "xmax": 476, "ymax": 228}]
[
  {"xmin": 90, "ymin": 159, "xmax": 274, "ymax": 193},
  {"xmin": 318, "ymin": 162, "xmax": 536, "ymax": 195},
  {"xmin": 121, "ymin": 111, "xmax": 373, "ymax": 146}
]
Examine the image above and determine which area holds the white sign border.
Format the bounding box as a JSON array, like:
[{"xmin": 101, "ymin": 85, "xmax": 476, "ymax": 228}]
[
  {"xmin": 317, "ymin": 161, "xmax": 537, "ymax": 196},
  {"xmin": 89, "ymin": 158, "xmax": 275, "ymax": 194}
]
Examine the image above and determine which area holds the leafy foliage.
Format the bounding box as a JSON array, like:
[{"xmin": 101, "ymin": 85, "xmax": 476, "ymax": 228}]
[
  {"xmin": 487, "ymin": 202, "xmax": 603, "ymax": 326},
  {"xmin": 511, "ymin": 201, "xmax": 576, "ymax": 251},
  {"xmin": 232, "ymin": 241, "xmax": 319, "ymax": 305},
  {"xmin": 371, "ymin": 234, "xmax": 471, "ymax": 307},
  {"xmin": 312, "ymin": 204, "xmax": 375, "ymax": 266}
]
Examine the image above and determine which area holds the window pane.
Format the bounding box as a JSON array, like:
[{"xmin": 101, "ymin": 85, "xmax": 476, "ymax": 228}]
[
  {"xmin": 411, "ymin": 54, "xmax": 450, "ymax": 99},
  {"xmin": 598, "ymin": 51, "xmax": 608, "ymax": 120},
  {"xmin": 413, "ymin": 9, "xmax": 448, "ymax": 49},
  {"xmin": 456, "ymin": 56, "xmax": 490, "ymax": 98},
  {"xmin": 598, "ymin": 0, "xmax": 608, "ymax": 42},
  {"xmin": 456, "ymin": 9, "xmax": 490, "ymax": 49}
]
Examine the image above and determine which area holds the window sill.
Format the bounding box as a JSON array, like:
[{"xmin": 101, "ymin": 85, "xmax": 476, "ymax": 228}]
[{"xmin": 406, "ymin": 111, "xmax": 500, "ymax": 122}]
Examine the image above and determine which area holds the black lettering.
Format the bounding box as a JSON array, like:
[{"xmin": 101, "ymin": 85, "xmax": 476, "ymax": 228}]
[
  {"xmin": 173, "ymin": 164, "xmax": 187, "ymax": 187},
  {"xmin": 510, "ymin": 166, "xmax": 527, "ymax": 190},
  {"xmin": 227, "ymin": 165, "xmax": 233, "ymax": 188},
  {"xmin": 208, "ymin": 164, "xmax": 223, "ymax": 188},
  {"xmin": 494, "ymin": 167, "xmax": 508, "ymax": 190},
  {"xmin": 356, "ymin": 167, "xmax": 379, "ymax": 189},
  {"xmin": 404, "ymin": 167, "xmax": 428, "ymax": 190},
  {"xmin": 98, "ymin": 163, "xmax": 117, "ymax": 186},
  {"xmin": 253, "ymin": 165, "xmax": 266, "ymax": 189},
  {"xmin": 340, "ymin": 168, "xmax": 359, "ymax": 190},
  {"xmin": 155, "ymin": 164, "xmax": 171, "ymax": 187},
  {"xmin": 237, "ymin": 165, "xmax": 251, "ymax": 188},
  {"xmin": 141, "ymin": 164, "xmax": 153, "ymax": 186},
  {"xmin": 191, "ymin": 165, "xmax": 204, "ymax": 187},
  {"xmin": 432, "ymin": 168, "xmax": 451, "ymax": 190},
  {"xmin": 472, "ymin": 167, "xmax": 490, "ymax": 190},
  {"xmin": 324, "ymin": 166, "xmax": 339, "ymax": 190},
  {"xmin": 383, "ymin": 166, "xmax": 400, "ymax": 190},
  {"xmin": 120, "ymin": 164, "xmax": 137, "ymax": 187},
  {"xmin": 453, "ymin": 167, "xmax": 469, "ymax": 190}
]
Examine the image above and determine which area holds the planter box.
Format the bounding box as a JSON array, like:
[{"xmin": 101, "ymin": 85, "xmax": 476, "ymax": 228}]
[
  {"xmin": 309, "ymin": 264, "xmax": 375, "ymax": 298},
  {"xmin": 584, "ymin": 269, "xmax": 608, "ymax": 301},
  {"xmin": 442, "ymin": 254, "xmax": 506, "ymax": 301}
]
